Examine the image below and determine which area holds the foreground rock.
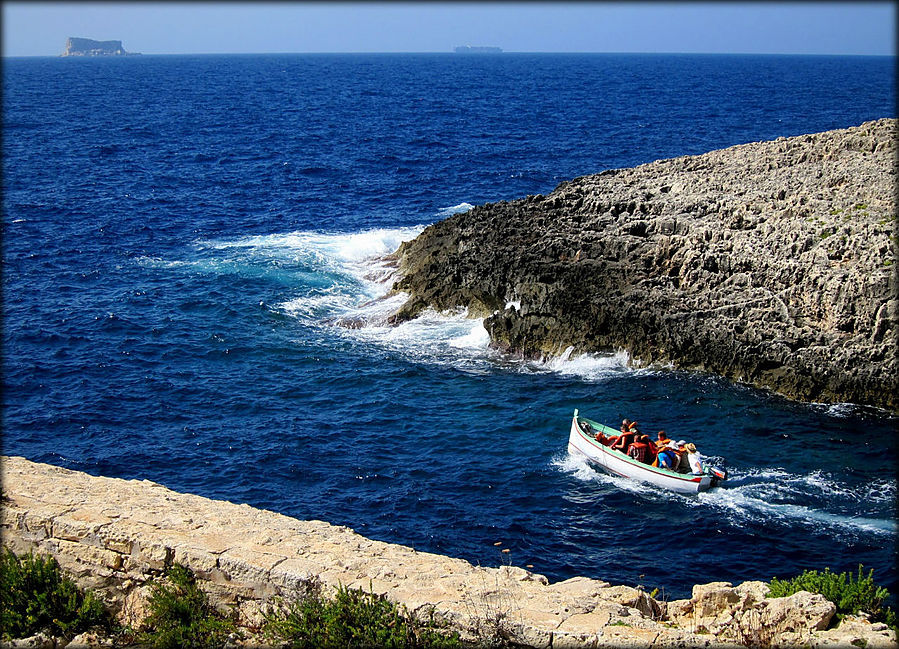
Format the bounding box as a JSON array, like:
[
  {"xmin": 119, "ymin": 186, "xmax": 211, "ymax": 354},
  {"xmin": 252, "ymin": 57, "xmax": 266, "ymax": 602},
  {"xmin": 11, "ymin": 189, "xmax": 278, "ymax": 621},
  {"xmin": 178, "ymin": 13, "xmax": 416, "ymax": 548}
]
[
  {"xmin": 3, "ymin": 456, "xmax": 895, "ymax": 648},
  {"xmin": 391, "ymin": 119, "xmax": 897, "ymax": 411}
]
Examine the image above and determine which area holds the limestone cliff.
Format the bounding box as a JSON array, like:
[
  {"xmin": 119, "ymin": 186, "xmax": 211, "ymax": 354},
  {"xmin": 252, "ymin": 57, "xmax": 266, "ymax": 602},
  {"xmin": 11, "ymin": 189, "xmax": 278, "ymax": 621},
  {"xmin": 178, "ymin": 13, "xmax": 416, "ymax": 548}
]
[
  {"xmin": 3, "ymin": 456, "xmax": 895, "ymax": 648},
  {"xmin": 61, "ymin": 37, "xmax": 134, "ymax": 57},
  {"xmin": 391, "ymin": 119, "xmax": 898, "ymax": 411}
]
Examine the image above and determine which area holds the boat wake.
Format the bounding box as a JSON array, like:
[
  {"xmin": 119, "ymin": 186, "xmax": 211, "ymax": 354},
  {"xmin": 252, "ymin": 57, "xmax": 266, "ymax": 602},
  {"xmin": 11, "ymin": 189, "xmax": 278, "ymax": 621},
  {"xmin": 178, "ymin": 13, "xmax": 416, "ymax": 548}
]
[{"xmin": 556, "ymin": 453, "xmax": 897, "ymax": 538}]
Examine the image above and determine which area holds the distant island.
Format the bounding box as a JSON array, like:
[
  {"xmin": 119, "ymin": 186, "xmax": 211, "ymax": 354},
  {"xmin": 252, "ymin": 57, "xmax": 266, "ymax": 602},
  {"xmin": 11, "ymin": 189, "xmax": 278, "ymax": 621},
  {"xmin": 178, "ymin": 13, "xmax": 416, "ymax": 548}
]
[
  {"xmin": 454, "ymin": 45, "xmax": 502, "ymax": 54},
  {"xmin": 61, "ymin": 37, "xmax": 138, "ymax": 57}
]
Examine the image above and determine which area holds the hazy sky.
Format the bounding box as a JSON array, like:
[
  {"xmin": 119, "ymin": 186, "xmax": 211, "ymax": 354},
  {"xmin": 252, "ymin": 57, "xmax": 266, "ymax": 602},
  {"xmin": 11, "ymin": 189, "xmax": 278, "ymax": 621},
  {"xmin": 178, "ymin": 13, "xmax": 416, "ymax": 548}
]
[{"xmin": 2, "ymin": 2, "xmax": 895, "ymax": 57}]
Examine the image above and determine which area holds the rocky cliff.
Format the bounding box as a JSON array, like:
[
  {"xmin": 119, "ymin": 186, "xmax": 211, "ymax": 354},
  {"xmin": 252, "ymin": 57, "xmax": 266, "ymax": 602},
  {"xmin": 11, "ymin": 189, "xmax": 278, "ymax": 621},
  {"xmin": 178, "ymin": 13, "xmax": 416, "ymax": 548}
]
[
  {"xmin": 391, "ymin": 119, "xmax": 898, "ymax": 411},
  {"xmin": 61, "ymin": 37, "xmax": 133, "ymax": 56},
  {"xmin": 3, "ymin": 456, "xmax": 895, "ymax": 648}
]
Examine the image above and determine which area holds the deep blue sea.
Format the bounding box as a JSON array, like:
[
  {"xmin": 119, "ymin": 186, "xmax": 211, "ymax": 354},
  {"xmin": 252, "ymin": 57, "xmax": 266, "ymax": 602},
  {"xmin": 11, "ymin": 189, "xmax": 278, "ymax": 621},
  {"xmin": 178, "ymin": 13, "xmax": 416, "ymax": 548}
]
[{"xmin": 3, "ymin": 53, "xmax": 897, "ymax": 601}]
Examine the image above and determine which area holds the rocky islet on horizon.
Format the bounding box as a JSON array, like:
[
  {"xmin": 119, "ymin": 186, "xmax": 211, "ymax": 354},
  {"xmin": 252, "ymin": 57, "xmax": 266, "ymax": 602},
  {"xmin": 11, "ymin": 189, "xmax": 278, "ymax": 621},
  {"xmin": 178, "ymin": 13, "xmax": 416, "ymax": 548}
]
[
  {"xmin": 61, "ymin": 37, "xmax": 136, "ymax": 57},
  {"xmin": 389, "ymin": 119, "xmax": 898, "ymax": 411}
]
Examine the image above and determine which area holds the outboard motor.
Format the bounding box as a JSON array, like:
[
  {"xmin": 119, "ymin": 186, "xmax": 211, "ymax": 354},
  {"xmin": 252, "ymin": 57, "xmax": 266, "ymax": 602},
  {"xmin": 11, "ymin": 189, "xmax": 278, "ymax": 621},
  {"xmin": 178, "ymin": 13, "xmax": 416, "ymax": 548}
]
[{"xmin": 709, "ymin": 466, "xmax": 728, "ymax": 486}]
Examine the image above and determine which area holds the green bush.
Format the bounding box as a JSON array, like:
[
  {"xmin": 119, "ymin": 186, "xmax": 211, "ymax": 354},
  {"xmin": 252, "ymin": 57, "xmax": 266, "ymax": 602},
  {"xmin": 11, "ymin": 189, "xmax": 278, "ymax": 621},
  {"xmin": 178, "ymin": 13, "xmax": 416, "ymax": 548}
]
[
  {"xmin": 264, "ymin": 580, "xmax": 462, "ymax": 648},
  {"xmin": 769, "ymin": 565, "xmax": 896, "ymax": 629},
  {"xmin": 139, "ymin": 563, "xmax": 237, "ymax": 649},
  {"xmin": 0, "ymin": 547, "xmax": 111, "ymax": 641}
]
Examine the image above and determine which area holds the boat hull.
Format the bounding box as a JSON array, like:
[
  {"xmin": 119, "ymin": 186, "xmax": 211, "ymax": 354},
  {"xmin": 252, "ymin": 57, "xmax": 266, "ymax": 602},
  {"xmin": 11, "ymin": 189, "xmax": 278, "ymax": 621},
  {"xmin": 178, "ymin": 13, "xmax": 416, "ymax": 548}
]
[{"xmin": 568, "ymin": 412, "xmax": 717, "ymax": 494}]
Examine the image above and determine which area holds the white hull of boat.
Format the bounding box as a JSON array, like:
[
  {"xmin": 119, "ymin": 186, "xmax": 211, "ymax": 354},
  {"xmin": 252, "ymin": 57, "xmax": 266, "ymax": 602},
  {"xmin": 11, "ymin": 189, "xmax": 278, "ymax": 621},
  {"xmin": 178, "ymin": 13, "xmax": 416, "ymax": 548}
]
[{"xmin": 567, "ymin": 410, "xmax": 719, "ymax": 494}]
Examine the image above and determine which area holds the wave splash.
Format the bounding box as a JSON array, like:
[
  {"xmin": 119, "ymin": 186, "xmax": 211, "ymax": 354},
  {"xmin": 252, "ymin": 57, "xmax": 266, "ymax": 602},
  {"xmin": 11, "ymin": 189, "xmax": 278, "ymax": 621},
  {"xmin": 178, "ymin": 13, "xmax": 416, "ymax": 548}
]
[{"xmin": 146, "ymin": 226, "xmax": 640, "ymax": 379}]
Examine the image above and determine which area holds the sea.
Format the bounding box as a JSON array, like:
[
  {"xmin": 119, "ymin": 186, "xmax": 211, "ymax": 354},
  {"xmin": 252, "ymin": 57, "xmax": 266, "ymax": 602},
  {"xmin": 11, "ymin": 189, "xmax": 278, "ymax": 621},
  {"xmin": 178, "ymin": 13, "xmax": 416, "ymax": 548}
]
[{"xmin": 3, "ymin": 53, "xmax": 897, "ymax": 602}]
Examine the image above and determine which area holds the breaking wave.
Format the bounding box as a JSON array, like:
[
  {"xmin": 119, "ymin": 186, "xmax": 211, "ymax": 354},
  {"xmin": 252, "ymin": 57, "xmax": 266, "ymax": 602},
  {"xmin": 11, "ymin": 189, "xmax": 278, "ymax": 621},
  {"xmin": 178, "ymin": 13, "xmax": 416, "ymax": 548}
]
[{"xmin": 145, "ymin": 226, "xmax": 644, "ymax": 381}]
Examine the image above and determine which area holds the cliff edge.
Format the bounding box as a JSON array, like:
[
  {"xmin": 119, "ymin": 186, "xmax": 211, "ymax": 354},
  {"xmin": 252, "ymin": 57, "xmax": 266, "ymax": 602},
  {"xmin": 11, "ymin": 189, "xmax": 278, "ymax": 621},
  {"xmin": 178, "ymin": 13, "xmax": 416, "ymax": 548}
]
[{"xmin": 391, "ymin": 119, "xmax": 898, "ymax": 411}]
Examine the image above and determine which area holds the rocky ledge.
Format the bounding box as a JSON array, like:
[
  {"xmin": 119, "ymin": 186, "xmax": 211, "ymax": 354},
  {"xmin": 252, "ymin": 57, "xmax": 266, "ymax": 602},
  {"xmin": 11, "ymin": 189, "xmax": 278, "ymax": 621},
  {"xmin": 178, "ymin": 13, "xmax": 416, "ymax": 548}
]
[
  {"xmin": 391, "ymin": 119, "xmax": 897, "ymax": 411},
  {"xmin": 2, "ymin": 456, "xmax": 896, "ymax": 648}
]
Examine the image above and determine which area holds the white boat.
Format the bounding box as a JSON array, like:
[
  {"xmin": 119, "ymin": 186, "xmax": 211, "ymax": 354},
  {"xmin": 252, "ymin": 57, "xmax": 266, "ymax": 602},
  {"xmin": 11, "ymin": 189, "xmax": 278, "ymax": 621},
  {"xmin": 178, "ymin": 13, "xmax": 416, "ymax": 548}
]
[{"xmin": 567, "ymin": 409, "xmax": 726, "ymax": 494}]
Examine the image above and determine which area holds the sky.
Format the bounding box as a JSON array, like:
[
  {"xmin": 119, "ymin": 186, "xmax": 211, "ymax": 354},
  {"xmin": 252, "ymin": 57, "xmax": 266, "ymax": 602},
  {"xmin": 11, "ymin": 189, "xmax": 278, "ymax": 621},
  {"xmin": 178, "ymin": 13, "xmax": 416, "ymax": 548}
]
[{"xmin": 2, "ymin": 1, "xmax": 896, "ymax": 57}]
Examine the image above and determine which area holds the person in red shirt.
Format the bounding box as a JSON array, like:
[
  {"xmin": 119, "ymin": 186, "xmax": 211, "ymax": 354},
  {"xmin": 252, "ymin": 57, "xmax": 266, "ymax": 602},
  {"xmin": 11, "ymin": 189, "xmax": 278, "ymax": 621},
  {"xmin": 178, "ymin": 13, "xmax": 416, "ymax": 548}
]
[{"xmin": 626, "ymin": 434, "xmax": 657, "ymax": 464}]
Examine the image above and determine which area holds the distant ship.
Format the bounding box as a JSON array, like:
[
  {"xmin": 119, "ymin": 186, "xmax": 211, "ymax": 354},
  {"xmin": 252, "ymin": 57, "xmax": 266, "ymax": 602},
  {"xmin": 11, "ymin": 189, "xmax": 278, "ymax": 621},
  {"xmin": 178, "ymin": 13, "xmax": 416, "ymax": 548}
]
[{"xmin": 454, "ymin": 46, "xmax": 503, "ymax": 54}]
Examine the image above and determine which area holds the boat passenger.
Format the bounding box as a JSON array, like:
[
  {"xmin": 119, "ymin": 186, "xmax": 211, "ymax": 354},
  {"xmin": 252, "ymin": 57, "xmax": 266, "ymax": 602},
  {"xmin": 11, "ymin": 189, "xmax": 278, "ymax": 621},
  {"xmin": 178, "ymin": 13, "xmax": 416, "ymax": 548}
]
[
  {"xmin": 611, "ymin": 428, "xmax": 636, "ymax": 453},
  {"xmin": 684, "ymin": 443, "xmax": 703, "ymax": 475},
  {"xmin": 672, "ymin": 440, "xmax": 690, "ymax": 472},
  {"xmin": 642, "ymin": 435, "xmax": 659, "ymax": 464},
  {"xmin": 655, "ymin": 430, "xmax": 670, "ymax": 446},
  {"xmin": 656, "ymin": 444, "xmax": 679, "ymax": 470},
  {"xmin": 626, "ymin": 435, "xmax": 653, "ymax": 464}
]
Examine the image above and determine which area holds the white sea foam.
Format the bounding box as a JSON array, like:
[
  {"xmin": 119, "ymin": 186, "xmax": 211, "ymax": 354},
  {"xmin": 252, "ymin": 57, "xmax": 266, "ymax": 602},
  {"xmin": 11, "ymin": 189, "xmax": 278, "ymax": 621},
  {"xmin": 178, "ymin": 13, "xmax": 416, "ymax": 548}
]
[
  {"xmin": 343, "ymin": 307, "xmax": 495, "ymax": 372},
  {"xmin": 557, "ymin": 452, "xmax": 897, "ymax": 537},
  {"xmin": 528, "ymin": 347, "xmax": 632, "ymax": 381},
  {"xmin": 697, "ymin": 477, "xmax": 898, "ymax": 536},
  {"xmin": 449, "ymin": 320, "xmax": 491, "ymax": 349},
  {"xmin": 198, "ymin": 226, "xmax": 423, "ymax": 277},
  {"xmin": 553, "ymin": 452, "xmax": 602, "ymax": 482},
  {"xmin": 553, "ymin": 451, "xmax": 657, "ymax": 496},
  {"xmin": 150, "ymin": 226, "xmax": 646, "ymax": 381},
  {"xmin": 200, "ymin": 227, "xmax": 629, "ymax": 379},
  {"xmin": 436, "ymin": 202, "xmax": 474, "ymax": 216}
]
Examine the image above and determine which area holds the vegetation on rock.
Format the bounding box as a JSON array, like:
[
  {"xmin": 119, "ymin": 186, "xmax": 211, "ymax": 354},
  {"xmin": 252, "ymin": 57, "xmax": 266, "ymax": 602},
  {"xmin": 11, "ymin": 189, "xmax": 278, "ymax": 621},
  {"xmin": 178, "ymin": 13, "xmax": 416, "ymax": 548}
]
[
  {"xmin": 264, "ymin": 579, "xmax": 463, "ymax": 648},
  {"xmin": 138, "ymin": 563, "xmax": 238, "ymax": 649},
  {"xmin": 0, "ymin": 547, "xmax": 111, "ymax": 641},
  {"xmin": 769, "ymin": 565, "xmax": 896, "ymax": 630}
]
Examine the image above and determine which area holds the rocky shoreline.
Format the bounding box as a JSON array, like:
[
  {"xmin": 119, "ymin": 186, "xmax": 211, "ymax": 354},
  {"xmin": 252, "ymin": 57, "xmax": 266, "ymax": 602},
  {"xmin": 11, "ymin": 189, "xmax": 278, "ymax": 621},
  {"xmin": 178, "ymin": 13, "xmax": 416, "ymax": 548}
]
[
  {"xmin": 390, "ymin": 119, "xmax": 897, "ymax": 411},
  {"xmin": 2, "ymin": 456, "xmax": 896, "ymax": 648}
]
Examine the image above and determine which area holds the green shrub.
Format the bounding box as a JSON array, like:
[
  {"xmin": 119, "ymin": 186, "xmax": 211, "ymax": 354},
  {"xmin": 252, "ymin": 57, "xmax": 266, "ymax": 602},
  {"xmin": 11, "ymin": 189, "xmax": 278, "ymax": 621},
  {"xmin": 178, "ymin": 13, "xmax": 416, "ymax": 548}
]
[
  {"xmin": 139, "ymin": 563, "xmax": 237, "ymax": 649},
  {"xmin": 768, "ymin": 565, "xmax": 896, "ymax": 629},
  {"xmin": 0, "ymin": 547, "xmax": 111, "ymax": 641},
  {"xmin": 264, "ymin": 580, "xmax": 462, "ymax": 648}
]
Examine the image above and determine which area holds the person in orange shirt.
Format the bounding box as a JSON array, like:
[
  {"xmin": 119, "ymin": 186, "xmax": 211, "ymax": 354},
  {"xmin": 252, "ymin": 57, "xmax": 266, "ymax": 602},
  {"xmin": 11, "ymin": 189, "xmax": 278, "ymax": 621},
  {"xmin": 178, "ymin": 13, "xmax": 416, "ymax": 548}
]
[{"xmin": 610, "ymin": 419, "xmax": 638, "ymax": 452}]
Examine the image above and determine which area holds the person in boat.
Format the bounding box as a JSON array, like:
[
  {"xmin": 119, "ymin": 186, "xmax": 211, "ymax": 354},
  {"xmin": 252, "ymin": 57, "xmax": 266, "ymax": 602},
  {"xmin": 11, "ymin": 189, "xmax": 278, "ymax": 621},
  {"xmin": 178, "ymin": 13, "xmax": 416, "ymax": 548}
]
[
  {"xmin": 684, "ymin": 442, "xmax": 703, "ymax": 475},
  {"xmin": 655, "ymin": 430, "xmax": 670, "ymax": 447},
  {"xmin": 643, "ymin": 435, "xmax": 659, "ymax": 463},
  {"xmin": 626, "ymin": 434, "xmax": 656, "ymax": 464},
  {"xmin": 655, "ymin": 438, "xmax": 680, "ymax": 470},
  {"xmin": 610, "ymin": 420, "xmax": 638, "ymax": 453}
]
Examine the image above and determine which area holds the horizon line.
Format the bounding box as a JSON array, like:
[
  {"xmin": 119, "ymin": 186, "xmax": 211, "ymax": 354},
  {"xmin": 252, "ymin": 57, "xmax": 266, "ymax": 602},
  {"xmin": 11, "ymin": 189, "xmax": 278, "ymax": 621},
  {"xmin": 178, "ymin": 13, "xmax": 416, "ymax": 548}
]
[{"xmin": 5, "ymin": 50, "xmax": 896, "ymax": 58}]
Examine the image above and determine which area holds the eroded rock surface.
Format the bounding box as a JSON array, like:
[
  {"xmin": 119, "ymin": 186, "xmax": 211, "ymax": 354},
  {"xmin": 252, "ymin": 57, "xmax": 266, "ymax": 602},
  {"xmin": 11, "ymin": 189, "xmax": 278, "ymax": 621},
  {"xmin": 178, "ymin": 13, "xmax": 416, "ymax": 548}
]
[
  {"xmin": 3, "ymin": 456, "xmax": 895, "ymax": 648},
  {"xmin": 391, "ymin": 119, "xmax": 898, "ymax": 410}
]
